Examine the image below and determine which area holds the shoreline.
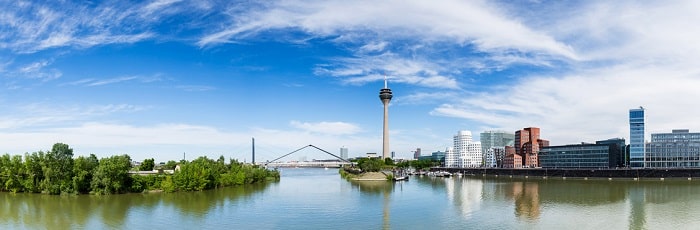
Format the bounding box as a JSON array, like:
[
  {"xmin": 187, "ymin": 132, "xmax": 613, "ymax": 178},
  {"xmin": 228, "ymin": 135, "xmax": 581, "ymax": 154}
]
[{"xmin": 433, "ymin": 167, "xmax": 700, "ymax": 180}]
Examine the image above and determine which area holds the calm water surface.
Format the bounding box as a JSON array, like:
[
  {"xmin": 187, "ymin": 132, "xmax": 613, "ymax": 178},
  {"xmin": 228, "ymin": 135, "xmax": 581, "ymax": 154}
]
[{"xmin": 3, "ymin": 168, "xmax": 700, "ymax": 229}]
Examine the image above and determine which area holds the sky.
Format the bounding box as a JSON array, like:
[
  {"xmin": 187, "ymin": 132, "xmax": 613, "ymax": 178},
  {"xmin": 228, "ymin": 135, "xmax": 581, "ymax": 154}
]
[{"xmin": 2, "ymin": 0, "xmax": 700, "ymax": 162}]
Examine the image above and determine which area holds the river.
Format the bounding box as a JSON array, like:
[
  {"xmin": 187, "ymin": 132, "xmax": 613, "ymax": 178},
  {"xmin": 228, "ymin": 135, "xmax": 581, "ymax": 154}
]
[{"xmin": 2, "ymin": 168, "xmax": 700, "ymax": 229}]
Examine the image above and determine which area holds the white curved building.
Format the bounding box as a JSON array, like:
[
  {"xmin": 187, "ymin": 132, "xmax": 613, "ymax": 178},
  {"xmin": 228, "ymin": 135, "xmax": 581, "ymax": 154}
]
[{"xmin": 453, "ymin": 130, "xmax": 482, "ymax": 168}]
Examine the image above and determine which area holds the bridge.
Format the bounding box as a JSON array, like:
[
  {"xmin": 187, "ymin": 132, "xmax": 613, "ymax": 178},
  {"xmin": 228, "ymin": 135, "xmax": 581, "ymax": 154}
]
[
  {"xmin": 262, "ymin": 144, "xmax": 354, "ymax": 168},
  {"xmin": 265, "ymin": 161, "xmax": 353, "ymax": 168}
]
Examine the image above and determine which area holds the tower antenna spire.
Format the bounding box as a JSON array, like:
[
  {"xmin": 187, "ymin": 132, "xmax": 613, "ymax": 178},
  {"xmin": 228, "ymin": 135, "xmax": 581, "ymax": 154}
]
[{"xmin": 384, "ymin": 74, "xmax": 388, "ymax": 89}]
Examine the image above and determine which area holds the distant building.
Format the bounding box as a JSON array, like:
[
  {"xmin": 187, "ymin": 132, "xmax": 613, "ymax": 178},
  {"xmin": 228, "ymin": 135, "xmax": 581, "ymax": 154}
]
[
  {"xmin": 366, "ymin": 152, "xmax": 378, "ymax": 158},
  {"xmin": 480, "ymin": 130, "xmax": 515, "ymax": 167},
  {"xmin": 514, "ymin": 127, "xmax": 549, "ymax": 168},
  {"xmin": 432, "ymin": 151, "xmax": 446, "ymax": 164},
  {"xmin": 539, "ymin": 138, "xmax": 625, "ymax": 168},
  {"xmin": 413, "ymin": 148, "xmax": 422, "ymax": 159},
  {"xmin": 453, "ymin": 130, "xmax": 482, "ymax": 168},
  {"xmin": 340, "ymin": 147, "xmax": 349, "ymax": 160},
  {"xmin": 629, "ymin": 107, "xmax": 645, "ymax": 168},
  {"xmin": 646, "ymin": 129, "xmax": 700, "ymax": 168}
]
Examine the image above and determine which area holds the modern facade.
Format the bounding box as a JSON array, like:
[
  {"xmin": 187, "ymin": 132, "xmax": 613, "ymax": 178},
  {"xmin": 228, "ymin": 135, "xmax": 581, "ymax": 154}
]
[
  {"xmin": 629, "ymin": 107, "xmax": 645, "ymax": 167},
  {"xmin": 539, "ymin": 138, "xmax": 625, "ymax": 169},
  {"xmin": 514, "ymin": 127, "xmax": 549, "ymax": 168},
  {"xmin": 453, "ymin": 130, "xmax": 482, "ymax": 168},
  {"xmin": 379, "ymin": 77, "xmax": 393, "ymax": 159},
  {"xmin": 445, "ymin": 147, "xmax": 458, "ymax": 168},
  {"xmin": 340, "ymin": 147, "xmax": 348, "ymax": 160},
  {"xmin": 646, "ymin": 129, "xmax": 700, "ymax": 168},
  {"xmin": 503, "ymin": 146, "xmax": 522, "ymax": 168},
  {"xmin": 432, "ymin": 151, "xmax": 446, "ymax": 163},
  {"xmin": 480, "ymin": 131, "xmax": 515, "ymax": 167},
  {"xmin": 483, "ymin": 147, "xmax": 507, "ymax": 168}
]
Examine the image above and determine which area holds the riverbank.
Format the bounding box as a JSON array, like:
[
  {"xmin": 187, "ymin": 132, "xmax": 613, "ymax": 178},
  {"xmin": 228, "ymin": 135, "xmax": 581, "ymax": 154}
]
[
  {"xmin": 339, "ymin": 168, "xmax": 389, "ymax": 181},
  {"xmin": 433, "ymin": 167, "xmax": 700, "ymax": 180}
]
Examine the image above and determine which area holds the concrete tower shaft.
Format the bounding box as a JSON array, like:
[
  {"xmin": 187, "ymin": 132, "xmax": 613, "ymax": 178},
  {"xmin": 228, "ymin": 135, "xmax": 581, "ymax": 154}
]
[{"xmin": 379, "ymin": 80, "xmax": 393, "ymax": 159}]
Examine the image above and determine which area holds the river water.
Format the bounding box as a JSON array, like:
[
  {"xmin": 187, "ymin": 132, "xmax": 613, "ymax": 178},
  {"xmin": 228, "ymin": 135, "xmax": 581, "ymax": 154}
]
[{"xmin": 2, "ymin": 168, "xmax": 700, "ymax": 229}]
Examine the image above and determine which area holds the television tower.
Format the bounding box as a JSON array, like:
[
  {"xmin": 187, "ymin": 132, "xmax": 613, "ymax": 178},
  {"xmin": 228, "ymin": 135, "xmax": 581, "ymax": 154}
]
[{"xmin": 379, "ymin": 75, "xmax": 393, "ymax": 159}]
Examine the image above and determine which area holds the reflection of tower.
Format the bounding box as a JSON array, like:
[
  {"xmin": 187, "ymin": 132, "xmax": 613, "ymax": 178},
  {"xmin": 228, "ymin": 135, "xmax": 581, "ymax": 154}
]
[{"xmin": 379, "ymin": 76, "xmax": 393, "ymax": 159}]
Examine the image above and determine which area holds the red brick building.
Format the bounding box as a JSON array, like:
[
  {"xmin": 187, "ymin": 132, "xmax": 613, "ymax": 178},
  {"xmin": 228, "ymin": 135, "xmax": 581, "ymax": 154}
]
[
  {"xmin": 514, "ymin": 127, "xmax": 549, "ymax": 168},
  {"xmin": 503, "ymin": 146, "xmax": 521, "ymax": 168}
]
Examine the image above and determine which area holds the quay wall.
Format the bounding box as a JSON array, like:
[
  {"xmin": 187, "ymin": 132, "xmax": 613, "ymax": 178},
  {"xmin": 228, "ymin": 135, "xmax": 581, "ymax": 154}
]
[{"xmin": 432, "ymin": 167, "xmax": 700, "ymax": 179}]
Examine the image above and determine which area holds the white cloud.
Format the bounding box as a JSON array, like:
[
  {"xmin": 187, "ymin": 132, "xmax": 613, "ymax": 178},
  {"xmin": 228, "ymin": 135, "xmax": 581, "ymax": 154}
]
[
  {"xmin": 318, "ymin": 53, "xmax": 460, "ymax": 89},
  {"xmin": 0, "ymin": 103, "xmax": 145, "ymax": 130},
  {"xmin": 198, "ymin": 0, "xmax": 576, "ymax": 59},
  {"xmin": 290, "ymin": 120, "xmax": 361, "ymax": 135}
]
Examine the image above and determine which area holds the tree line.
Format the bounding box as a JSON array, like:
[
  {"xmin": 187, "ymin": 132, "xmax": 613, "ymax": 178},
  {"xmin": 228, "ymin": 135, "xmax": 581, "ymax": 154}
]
[{"xmin": 0, "ymin": 143, "xmax": 280, "ymax": 195}]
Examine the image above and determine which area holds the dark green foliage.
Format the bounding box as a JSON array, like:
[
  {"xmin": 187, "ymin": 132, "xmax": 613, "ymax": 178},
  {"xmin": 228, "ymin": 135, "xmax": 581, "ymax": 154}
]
[
  {"xmin": 167, "ymin": 157, "xmax": 279, "ymax": 192},
  {"xmin": 163, "ymin": 160, "xmax": 178, "ymax": 170},
  {"xmin": 43, "ymin": 143, "xmax": 75, "ymax": 194},
  {"xmin": 91, "ymin": 154, "xmax": 132, "ymax": 195},
  {"xmin": 384, "ymin": 157, "xmax": 394, "ymax": 166},
  {"xmin": 357, "ymin": 158, "xmax": 384, "ymax": 172},
  {"xmin": 0, "ymin": 143, "xmax": 280, "ymax": 195},
  {"xmin": 72, "ymin": 154, "xmax": 99, "ymax": 194},
  {"xmin": 130, "ymin": 174, "xmax": 165, "ymax": 193},
  {"xmin": 139, "ymin": 158, "xmax": 155, "ymax": 171},
  {"xmin": 409, "ymin": 159, "xmax": 439, "ymax": 170}
]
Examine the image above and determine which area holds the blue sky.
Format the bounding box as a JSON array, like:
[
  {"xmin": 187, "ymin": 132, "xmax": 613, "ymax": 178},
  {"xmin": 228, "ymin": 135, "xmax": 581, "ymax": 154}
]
[{"xmin": 3, "ymin": 0, "xmax": 700, "ymax": 162}]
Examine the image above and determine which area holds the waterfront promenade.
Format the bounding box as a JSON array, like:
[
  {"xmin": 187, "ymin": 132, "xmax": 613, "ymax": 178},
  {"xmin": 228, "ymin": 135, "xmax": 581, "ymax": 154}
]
[{"xmin": 433, "ymin": 167, "xmax": 700, "ymax": 180}]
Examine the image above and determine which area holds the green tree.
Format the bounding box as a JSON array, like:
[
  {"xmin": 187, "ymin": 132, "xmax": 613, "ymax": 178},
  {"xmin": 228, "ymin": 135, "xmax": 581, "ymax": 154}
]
[
  {"xmin": 358, "ymin": 158, "xmax": 383, "ymax": 172},
  {"xmin": 173, "ymin": 157, "xmax": 213, "ymax": 191},
  {"xmin": 23, "ymin": 151, "xmax": 45, "ymax": 193},
  {"xmin": 384, "ymin": 157, "xmax": 394, "ymax": 166},
  {"xmin": 72, "ymin": 154, "xmax": 99, "ymax": 194},
  {"xmin": 163, "ymin": 160, "xmax": 178, "ymax": 170},
  {"xmin": 139, "ymin": 158, "xmax": 155, "ymax": 171},
  {"xmin": 91, "ymin": 154, "xmax": 132, "ymax": 195},
  {"xmin": 43, "ymin": 143, "xmax": 75, "ymax": 194}
]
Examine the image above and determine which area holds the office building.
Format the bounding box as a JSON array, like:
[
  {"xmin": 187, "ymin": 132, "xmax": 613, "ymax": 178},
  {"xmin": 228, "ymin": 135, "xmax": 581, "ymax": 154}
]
[
  {"xmin": 629, "ymin": 107, "xmax": 645, "ymax": 167},
  {"xmin": 340, "ymin": 147, "xmax": 348, "ymax": 160},
  {"xmin": 539, "ymin": 138, "xmax": 625, "ymax": 168},
  {"xmin": 646, "ymin": 129, "xmax": 700, "ymax": 168},
  {"xmin": 432, "ymin": 151, "xmax": 446, "ymax": 163},
  {"xmin": 413, "ymin": 148, "xmax": 422, "ymax": 159},
  {"xmin": 480, "ymin": 130, "xmax": 515, "ymax": 167}
]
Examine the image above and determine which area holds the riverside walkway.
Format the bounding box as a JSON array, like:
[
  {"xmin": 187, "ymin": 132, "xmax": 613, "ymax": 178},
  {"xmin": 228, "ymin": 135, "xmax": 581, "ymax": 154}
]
[{"xmin": 433, "ymin": 167, "xmax": 700, "ymax": 180}]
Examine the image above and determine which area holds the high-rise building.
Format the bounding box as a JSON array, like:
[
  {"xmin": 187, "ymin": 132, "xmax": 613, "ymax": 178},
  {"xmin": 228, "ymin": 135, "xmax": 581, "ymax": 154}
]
[
  {"xmin": 453, "ymin": 130, "xmax": 482, "ymax": 168},
  {"xmin": 340, "ymin": 147, "xmax": 349, "ymax": 160},
  {"xmin": 379, "ymin": 76, "xmax": 393, "ymax": 159},
  {"xmin": 480, "ymin": 131, "xmax": 515, "ymax": 167},
  {"xmin": 629, "ymin": 107, "xmax": 645, "ymax": 168},
  {"xmin": 646, "ymin": 129, "xmax": 700, "ymax": 168},
  {"xmin": 413, "ymin": 148, "xmax": 422, "ymax": 159},
  {"xmin": 514, "ymin": 127, "xmax": 549, "ymax": 168}
]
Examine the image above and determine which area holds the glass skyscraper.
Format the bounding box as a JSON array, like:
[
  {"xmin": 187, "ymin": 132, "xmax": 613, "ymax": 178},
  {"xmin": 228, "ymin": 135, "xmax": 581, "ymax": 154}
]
[{"xmin": 629, "ymin": 107, "xmax": 645, "ymax": 167}]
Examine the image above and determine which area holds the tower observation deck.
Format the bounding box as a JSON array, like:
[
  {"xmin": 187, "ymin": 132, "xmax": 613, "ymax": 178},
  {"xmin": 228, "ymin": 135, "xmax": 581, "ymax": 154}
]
[{"xmin": 379, "ymin": 77, "xmax": 393, "ymax": 159}]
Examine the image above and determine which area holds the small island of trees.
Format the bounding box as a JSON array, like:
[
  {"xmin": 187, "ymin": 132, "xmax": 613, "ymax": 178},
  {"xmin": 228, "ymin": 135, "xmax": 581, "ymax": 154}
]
[{"xmin": 0, "ymin": 143, "xmax": 280, "ymax": 195}]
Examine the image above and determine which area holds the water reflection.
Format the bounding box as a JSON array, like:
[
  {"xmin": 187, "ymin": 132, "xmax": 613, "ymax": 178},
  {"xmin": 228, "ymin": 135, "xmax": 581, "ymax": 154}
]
[
  {"xmin": 444, "ymin": 177, "xmax": 483, "ymax": 219},
  {"xmin": 349, "ymin": 180, "xmax": 395, "ymax": 230},
  {"xmin": 0, "ymin": 181, "xmax": 273, "ymax": 229}
]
